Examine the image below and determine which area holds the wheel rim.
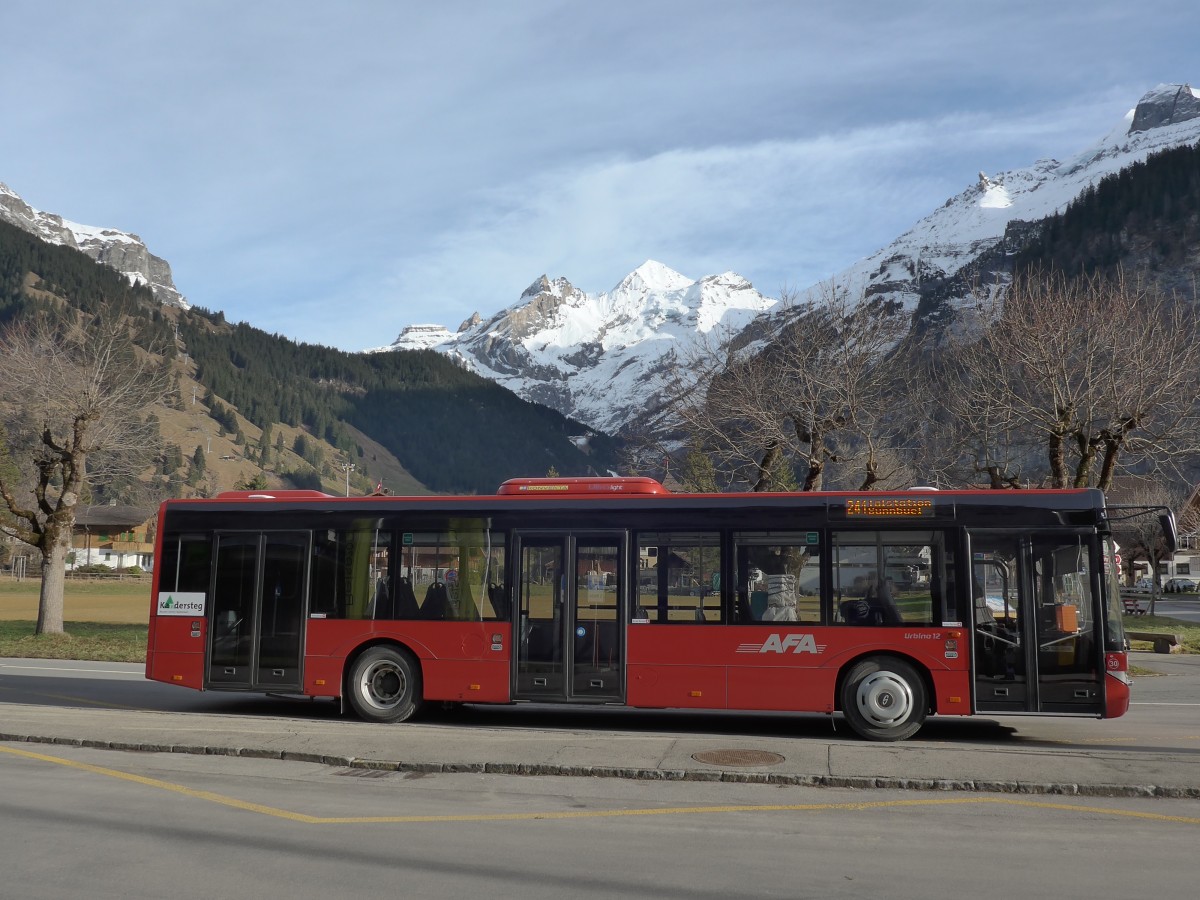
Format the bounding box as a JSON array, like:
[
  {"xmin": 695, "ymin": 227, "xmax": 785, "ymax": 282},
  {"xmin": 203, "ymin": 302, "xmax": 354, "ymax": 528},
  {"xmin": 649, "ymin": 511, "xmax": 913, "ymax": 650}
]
[
  {"xmin": 855, "ymin": 670, "xmax": 914, "ymax": 729},
  {"xmin": 359, "ymin": 659, "xmax": 407, "ymax": 711}
]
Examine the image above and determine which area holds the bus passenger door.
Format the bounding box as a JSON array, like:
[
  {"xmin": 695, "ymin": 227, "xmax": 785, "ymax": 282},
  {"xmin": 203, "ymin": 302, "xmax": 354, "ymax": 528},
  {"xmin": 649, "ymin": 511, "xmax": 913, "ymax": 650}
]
[
  {"xmin": 1028, "ymin": 535, "xmax": 1102, "ymax": 712},
  {"xmin": 208, "ymin": 531, "xmax": 309, "ymax": 691},
  {"xmin": 514, "ymin": 532, "xmax": 624, "ymax": 702},
  {"xmin": 969, "ymin": 532, "xmax": 1102, "ymax": 715}
]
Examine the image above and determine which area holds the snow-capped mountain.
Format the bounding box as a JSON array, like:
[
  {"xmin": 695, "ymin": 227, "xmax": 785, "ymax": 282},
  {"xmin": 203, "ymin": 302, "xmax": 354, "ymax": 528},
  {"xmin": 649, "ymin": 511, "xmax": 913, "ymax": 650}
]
[
  {"xmin": 0, "ymin": 182, "xmax": 188, "ymax": 308},
  {"xmin": 370, "ymin": 260, "xmax": 777, "ymax": 435},
  {"xmin": 763, "ymin": 83, "xmax": 1200, "ymax": 326},
  {"xmin": 375, "ymin": 84, "xmax": 1200, "ymax": 437}
]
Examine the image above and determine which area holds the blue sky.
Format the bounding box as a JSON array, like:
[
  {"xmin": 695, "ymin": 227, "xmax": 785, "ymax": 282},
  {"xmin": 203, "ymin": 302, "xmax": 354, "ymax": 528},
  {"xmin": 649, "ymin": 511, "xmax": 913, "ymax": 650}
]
[{"xmin": 2, "ymin": 1, "xmax": 1197, "ymax": 351}]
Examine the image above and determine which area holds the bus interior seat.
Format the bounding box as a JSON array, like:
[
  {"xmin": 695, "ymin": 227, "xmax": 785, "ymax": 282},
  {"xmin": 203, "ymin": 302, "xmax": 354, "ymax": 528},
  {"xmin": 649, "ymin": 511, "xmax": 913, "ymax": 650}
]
[
  {"xmin": 488, "ymin": 583, "xmax": 510, "ymax": 620},
  {"xmin": 395, "ymin": 577, "xmax": 420, "ymax": 619},
  {"xmin": 421, "ymin": 581, "xmax": 450, "ymax": 620},
  {"xmin": 373, "ymin": 577, "xmax": 395, "ymax": 620},
  {"xmin": 840, "ymin": 598, "xmax": 881, "ymax": 626}
]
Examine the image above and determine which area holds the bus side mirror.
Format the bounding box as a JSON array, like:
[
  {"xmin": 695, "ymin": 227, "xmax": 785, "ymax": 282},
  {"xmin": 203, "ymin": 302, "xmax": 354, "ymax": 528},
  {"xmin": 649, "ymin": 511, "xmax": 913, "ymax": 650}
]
[{"xmin": 1160, "ymin": 513, "xmax": 1178, "ymax": 554}]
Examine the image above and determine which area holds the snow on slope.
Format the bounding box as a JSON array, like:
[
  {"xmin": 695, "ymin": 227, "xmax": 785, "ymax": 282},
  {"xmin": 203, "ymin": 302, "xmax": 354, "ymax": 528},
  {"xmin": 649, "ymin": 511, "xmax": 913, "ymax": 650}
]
[{"xmin": 771, "ymin": 84, "xmax": 1200, "ymax": 321}]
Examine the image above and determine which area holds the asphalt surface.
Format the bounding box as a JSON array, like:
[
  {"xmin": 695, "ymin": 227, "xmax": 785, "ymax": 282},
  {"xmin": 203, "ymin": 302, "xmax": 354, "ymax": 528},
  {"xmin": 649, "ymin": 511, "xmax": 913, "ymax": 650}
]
[{"xmin": 2, "ymin": 651, "xmax": 1198, "ymax": 799}]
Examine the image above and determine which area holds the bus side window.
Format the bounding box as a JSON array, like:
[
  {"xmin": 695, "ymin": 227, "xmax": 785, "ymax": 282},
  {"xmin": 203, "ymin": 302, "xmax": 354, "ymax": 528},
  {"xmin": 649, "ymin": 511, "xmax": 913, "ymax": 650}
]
[
  {"xmin": 635, "ymin": 532, "xmax": 723, "ymax": 624},
  {"xmin": 831, "ymin": 531, "xmax": 946, "ymax": 626},
  {"xmin": 310, "ymin": 530, "xmax": 344, "ymax": 618},
  {"xmin": 731, "ymin": 533, "xmax": 820, "ymax": 624}
]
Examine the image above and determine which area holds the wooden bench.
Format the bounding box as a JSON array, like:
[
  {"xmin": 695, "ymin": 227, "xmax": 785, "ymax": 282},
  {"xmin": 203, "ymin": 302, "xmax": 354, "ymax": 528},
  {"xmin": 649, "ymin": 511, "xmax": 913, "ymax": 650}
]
[
  {"xmin": 1121, "ymin": 596, "xmax": 1147, "ymax": 616},
  {"xmin": 1126, "ymin": 630, "xmax": 1182, "ymax": 654}
]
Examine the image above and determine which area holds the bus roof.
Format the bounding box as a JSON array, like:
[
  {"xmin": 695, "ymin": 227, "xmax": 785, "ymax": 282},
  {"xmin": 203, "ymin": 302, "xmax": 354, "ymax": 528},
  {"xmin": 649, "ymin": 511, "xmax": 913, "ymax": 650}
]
[
  {"xmin": 165, "ymin": 481, "xmax": 1107, "ymax": 524},
  {"xmin": 496, "ymin": 477, "xmax": 670, "ymax": 496},
  {"xmin": 214, "ymin": 490, "xmax": 335, "ymax": 501}
]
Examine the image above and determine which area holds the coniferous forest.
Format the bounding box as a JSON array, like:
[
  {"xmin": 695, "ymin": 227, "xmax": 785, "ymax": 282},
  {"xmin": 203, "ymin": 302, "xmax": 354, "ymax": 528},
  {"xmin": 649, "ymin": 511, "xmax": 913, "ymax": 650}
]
[
  {"xmin": 3, "ymin": 140, "xmax": 1197, "ymax": 501},
  {"xmin": 1016, "ymin": 142, "xmax": 1200, "ymax": 290},
  {"xmin": 0, "ymin": 218, "xmax": 618, "ymax": 497}
]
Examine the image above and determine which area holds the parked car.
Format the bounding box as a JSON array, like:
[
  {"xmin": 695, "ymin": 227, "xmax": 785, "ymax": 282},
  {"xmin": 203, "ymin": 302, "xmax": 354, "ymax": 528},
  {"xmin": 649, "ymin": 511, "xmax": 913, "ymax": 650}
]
[
  {"xmin": 1130, "ymin": 577, "xmax": 1156, "ymax": 593},
  {"xmin": 1163, "ymin": 577, "xmax": 1197, "ymax": 593}
]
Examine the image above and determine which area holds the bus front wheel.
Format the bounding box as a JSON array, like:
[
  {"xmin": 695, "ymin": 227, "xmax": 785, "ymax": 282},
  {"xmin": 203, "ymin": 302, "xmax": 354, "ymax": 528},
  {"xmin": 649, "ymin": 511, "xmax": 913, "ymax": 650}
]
[
  {"xmin": 346, "ymin": 646, "xmax": 424, "ymax": 723},
  {"xmin": 840, "ymin": 657, "xmax": 927, "ymax": 741}
]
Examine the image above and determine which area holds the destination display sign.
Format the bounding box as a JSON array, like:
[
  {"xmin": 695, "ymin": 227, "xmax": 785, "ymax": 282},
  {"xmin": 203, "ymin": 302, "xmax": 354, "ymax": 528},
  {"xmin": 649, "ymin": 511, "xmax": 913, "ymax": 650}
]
[{"xmin": 843, "ymin": 497, "xmax": 936, "ymax": 518}]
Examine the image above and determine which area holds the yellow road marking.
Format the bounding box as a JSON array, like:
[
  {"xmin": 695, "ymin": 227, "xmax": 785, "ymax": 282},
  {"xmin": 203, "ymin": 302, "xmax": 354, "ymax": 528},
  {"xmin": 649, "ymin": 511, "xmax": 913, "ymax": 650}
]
[
  {"xmin": 2, "ymin": 744, "xmax": 1198, "ymax": 826},
  {"xmin": 0, "ymin": 684, "xmax": 142, "ymax": 710}
]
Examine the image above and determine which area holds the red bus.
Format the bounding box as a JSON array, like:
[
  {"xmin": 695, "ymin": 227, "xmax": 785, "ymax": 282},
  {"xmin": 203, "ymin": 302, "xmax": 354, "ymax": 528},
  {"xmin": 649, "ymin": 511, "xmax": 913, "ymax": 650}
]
[{"xmin": 145, "ymin": 477, "xmax": 1168, "ymax": 741}]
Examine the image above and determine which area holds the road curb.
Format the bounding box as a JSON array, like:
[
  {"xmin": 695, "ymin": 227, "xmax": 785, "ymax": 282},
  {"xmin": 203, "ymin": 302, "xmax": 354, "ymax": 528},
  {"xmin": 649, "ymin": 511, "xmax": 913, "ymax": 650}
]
[{"xmin": 4, "ymin": 731, "xmax": 1198, "ymax": 800}]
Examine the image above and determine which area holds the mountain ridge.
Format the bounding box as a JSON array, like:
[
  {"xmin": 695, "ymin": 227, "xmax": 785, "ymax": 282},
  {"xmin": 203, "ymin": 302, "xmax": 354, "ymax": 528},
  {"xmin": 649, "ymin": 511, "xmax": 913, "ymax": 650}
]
[
  {"xmin": 0, "ymin": 181, "xmax": 188, "ymax": 309},
  {"xmin": 369, "ymin": 83, "xmax": 1200, "ymax": 435},
  {"xmin": 370, "ymin": 260, "xmax": 776, "ymax": 435},
  {"xmin": 5, "ymin": 83, "xmax": 1199, "ymax": 453}
]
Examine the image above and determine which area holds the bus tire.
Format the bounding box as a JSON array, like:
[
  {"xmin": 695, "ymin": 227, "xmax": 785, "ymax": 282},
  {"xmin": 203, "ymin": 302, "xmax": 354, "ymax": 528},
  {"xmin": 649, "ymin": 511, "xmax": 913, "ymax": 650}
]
[
  {"xmin": 840, "ymin": 656, "xmax": 927, "ymax": 741},
  {"xmin": 346, "ymin": 646, "xmax": 424, "ymax": 723}
]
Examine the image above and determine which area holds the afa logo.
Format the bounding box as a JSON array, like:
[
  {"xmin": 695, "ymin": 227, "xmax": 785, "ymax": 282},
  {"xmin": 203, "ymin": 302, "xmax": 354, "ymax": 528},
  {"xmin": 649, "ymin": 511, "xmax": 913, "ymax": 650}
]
[{"xmin": 735, "ymin": 633, "xmax": 826, "ymax": 654}]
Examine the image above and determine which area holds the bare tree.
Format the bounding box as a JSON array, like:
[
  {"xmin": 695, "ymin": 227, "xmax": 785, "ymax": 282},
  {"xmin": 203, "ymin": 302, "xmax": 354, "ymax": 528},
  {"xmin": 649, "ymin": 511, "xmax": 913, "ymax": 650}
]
[
  {"xmin": 666, "ymin": 285, "xmax": 912, "ymax": 491},
  {"xmin": 929, "ymin": 270, "xmax": 1200, "ymax": 490},
  {"xmin": 0, "ymin": 316, "xmax": 169, "ymax": 634},
  {"xmin": 1108, "ymin": 478, "xmax": 1188, "ymax": 616}
]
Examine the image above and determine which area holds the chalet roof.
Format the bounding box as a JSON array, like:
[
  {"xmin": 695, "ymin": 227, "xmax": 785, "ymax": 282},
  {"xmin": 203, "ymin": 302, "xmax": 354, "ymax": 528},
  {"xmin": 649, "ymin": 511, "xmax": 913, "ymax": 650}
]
[{"xmin": 73, "ymin": 505, "xmax": 156, "ymax": 529}]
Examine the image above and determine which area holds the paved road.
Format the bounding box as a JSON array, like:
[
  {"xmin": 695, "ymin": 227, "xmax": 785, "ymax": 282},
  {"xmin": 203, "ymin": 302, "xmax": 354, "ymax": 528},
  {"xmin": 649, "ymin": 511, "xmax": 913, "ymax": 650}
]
[
  {"xmin": 1144, "ymin": 598, "xmax": 1200, "ymax": 623},
  {"xmin": 2, "ymin": 653, "xmax": 1198, "ymax": 797},
  {"xmin": 3, "ymin": 743, "xmax": 1198, "ymax": 900}
]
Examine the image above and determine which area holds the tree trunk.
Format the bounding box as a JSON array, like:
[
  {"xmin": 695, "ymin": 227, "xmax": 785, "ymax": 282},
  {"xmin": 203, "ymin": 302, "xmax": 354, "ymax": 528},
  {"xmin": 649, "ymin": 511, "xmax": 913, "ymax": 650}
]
[
  {"xmin": 798, "ymin": 423, "xmax": 824, "ymax": 492},
  {"xmin": 751, "ymin": 442, "xmax": 780, "ymax": 492},
  {"xmin": 1096, "ymin": 438, "xmax": 1122, "ymax": 492},
  {"xmin": 36, "ymin": 527, "xmax": 70, "ymax": 635},
  {"xmin": 1047, "ymin": 429, "xmax": 1068, "ymax": 488}
]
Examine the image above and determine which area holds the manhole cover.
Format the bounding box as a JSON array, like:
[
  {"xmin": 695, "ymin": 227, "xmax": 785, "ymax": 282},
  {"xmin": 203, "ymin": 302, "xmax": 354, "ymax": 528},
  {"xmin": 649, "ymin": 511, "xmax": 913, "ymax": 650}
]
[{"xmin": 691, "ymin": 749, "xmax": 785, "ymax": 767}]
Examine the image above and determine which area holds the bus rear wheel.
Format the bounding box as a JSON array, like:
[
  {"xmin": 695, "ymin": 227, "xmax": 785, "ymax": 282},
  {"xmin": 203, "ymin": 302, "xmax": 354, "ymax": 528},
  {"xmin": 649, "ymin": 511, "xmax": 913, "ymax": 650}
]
[
  {"xmin": 347, "ymin": 646, "xmax": 424, "ymax": 723},
  {"xmin": 840, "ymin": 657, "xmax": 927, "ymax": 741}
]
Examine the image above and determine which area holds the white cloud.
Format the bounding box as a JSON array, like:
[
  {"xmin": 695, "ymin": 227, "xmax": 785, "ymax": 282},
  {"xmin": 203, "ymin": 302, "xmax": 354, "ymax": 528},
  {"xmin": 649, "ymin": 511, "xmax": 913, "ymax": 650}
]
[
  {"xmin": 1, "ymin": 0, "xmax": 1196, "ymax": 349},
  {"xmin": 323, "ymin": 99, "xmax": 1134, "ymax": 347}
]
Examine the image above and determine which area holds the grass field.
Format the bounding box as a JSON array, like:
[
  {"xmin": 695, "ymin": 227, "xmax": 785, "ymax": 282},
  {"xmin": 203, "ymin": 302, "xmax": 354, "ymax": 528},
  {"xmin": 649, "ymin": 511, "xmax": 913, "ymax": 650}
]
[
  {"xmin": 0, "ymin": 578, "xmax": 150, "ymax": 662},
  {"xmin": 1122, "ymin": 613, "xmax": 1200, "ymax": 654},
  {"xmin": 0, "ymin": 578, "xmax": 151, "ymax": 623}
]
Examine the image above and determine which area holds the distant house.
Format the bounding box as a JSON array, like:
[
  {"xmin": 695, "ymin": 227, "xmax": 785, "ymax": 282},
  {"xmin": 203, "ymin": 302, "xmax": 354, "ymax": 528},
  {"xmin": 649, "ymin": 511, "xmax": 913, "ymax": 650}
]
[
  {"xmin": 1161, "ymin": 483, "xmax": 1200, "ymax": 583},
  {"xmin": 71, "ymin": 504, "xmax": 157, "ymax": 571}
]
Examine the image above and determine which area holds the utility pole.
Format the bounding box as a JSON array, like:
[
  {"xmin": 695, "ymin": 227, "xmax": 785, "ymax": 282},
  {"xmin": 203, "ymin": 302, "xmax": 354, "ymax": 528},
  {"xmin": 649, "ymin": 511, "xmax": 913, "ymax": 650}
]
[{"xmin": 339, "ymin": 462, "xmax": 355, "ymax": 497}]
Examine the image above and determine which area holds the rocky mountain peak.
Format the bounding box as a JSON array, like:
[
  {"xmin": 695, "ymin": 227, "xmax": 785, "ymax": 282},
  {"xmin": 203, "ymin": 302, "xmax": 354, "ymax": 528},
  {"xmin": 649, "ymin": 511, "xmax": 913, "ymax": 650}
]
[
  {"xmin": 0, "ymin": 181, "xmax": 188, "ymax": 308},
  {"xmin": 1129, "ymin": 83, "xmax": 1200, "ymax": 133},
  {"xmin": 612, "ymin": 259, "xmax": 692, "ymax": 296},
  {"xmin": 381, "ymin": 323, "xmax": 456, "ymax": 351},
  {"xmin": 520, "ymin": 275, "xmax": 553, "ymax": 299},
  {"xmin": 372, "ymin": 260, "xmax": 775, "ymax": 434}
]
